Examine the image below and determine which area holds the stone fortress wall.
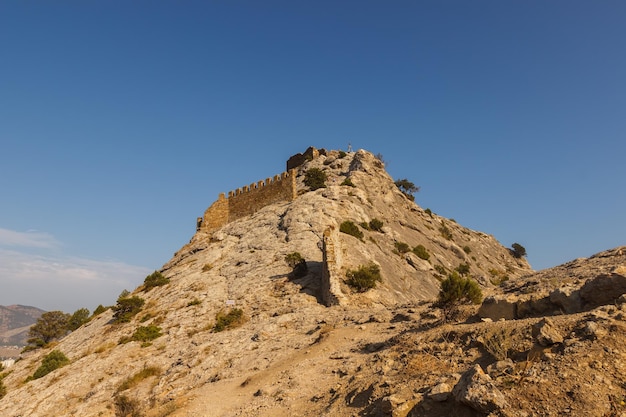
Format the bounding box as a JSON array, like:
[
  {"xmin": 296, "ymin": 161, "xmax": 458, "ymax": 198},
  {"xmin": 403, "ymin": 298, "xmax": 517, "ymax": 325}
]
[
  {"xmin": 198, "ymin": 170, "xmax": 297, "ymax": 233},
  {"xmin": 198, "ymin": 146, "xmax": 325, "ymax": 234}
]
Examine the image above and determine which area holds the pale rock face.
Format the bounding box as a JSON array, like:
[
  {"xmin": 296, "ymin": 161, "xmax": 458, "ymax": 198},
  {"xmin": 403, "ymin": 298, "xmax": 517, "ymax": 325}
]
[{"xmin": 0, "ymin": 148, "xmax": 535, "ymax": 417}]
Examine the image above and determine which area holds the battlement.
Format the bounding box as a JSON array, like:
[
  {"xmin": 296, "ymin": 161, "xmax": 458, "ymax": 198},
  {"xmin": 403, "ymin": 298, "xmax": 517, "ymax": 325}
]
[{"xmin": 198, "ymin": 169, "xmax": 297, "ymax": 233}]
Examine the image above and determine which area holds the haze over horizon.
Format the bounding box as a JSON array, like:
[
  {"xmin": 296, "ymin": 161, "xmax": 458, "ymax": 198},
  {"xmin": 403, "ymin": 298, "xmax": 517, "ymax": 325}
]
[{"xmin": 2, "ymin": 1, "xmax": 625, "ymax": 312}]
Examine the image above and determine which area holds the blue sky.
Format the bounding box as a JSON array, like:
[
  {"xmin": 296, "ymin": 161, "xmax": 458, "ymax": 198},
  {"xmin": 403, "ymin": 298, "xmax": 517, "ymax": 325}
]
[{"xmin": 1, "ymin": 1, "xmax": 625, "ymax": 312}]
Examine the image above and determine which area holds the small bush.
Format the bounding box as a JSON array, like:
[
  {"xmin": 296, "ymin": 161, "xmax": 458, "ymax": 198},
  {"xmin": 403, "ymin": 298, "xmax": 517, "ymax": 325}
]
[
  {"xmin": 413, "ymin": 244, "xmax": 430, "ymax": 260},
  {"xmin": 338, "ymin": 150, "xmax": 347, "ymax": 158},
  {"xmin": 369, "ymin": 218, "xmax": 384, "ymax": 232},
  {"xmin": 304, "ymin": 168, "xmax": 327, "ymax": 191},
  {"xmin": 92, "ymin": 304, "xmax": 108, "ymax": 317},
  {"xmin": 434, "ymin": 264, "xmax": 447, "ymax": 275},
  {"xmin": 117, "ymin": 366, "xmax": 161, "ymax": 392},
  {"xmin": 112, "ymin": 296, "xmax": 145, "ymax": 323},
  {"xmin": 394, "ymin": 241, "xmax": 411, "ymax": 254},
  {"xmin": 455, "ymin": 263, "xmax": 470, "ymax": 276},
  {"xmin": 340, "ymin": 220, "xmax": 363, "ymax": 240},
  {"xmin": 463, "ymin": 246, "xmax": 472, "ymax": 254},
  {"xmin": 341, "ymin": 177, "xmax": 355, "ymax": 187},
  {"xmin": 488, "ymin": 269, "xmax": 509, "ymax": 285},
  {"xmin": 187, "ymin": 298, "xmax": 202, "ymax": 307},
  {"xmin": 202, "ymin": 263, "xmax": 213, "ymax": 272},
  {"xmin": 32, "ymin": 350, "xmax": 70, "ymax": 380},
  {"xmin": 439, "ymin": 222, "xmax": 453, "ymax": 240},
  {"xmin": 346, "ymin": 263, "xmax": 382, "ymax": 292},
  {"xmin": 437, "ymin": 271, "xmax": 483, "ymax": 307},
  {"xmin": 482, "ymin": 325, "xmax": 512, "ymax": 361},
  {"xmin": 131, "ymin": 325, "xmax": 162, "ymax": 344},
  {"xmin": 424, "ymin": 208, "xmax": 433, "ymax": 217},
  {"xmin": 114, "ymin": 394, "xmax": 142, "ymax": 417},
  {"xmin": 285, "ymin": 252, "xmax": 308, "ymax": 278},
  {"xmin": 395, "ymin": 178, "xmax": 419, "ymax": 201},
  {"xmin": 213, "ymin": 308, "xmax": 246, "ymax": 332},
  {"xmin": 143, "ymin": 271, "xmax": 169, "ymax": 290}
]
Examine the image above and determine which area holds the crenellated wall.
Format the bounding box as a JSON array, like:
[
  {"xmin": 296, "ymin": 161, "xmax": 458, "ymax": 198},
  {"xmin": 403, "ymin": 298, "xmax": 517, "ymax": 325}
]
[{"xmin": 199, "ymin": 169, "xmax": 297, "ymax": 233}]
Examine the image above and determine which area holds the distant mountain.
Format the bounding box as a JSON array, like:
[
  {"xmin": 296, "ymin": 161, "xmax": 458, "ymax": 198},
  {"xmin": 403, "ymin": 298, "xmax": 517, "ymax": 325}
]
[{"xmin": 0, "ymin": 305, "xmax": 44, "ymax": 346}]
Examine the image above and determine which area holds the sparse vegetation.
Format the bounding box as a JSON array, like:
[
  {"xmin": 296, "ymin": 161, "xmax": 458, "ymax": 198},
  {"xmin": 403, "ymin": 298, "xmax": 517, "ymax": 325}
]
[
  {"xmin": 424, "ymin": 208, "xmax": 433, "ymax": 217},
  {"xmin": 338, "ymin": 150, "xmax": 347, "ymax": 158},
  {"xmin": 213, "ymin": 308, "xmax": 246, "ymax": 332},
  {"xmin": 511, "ymin": 242, "xmax": 527, "ymax": 258},
  {"xmin": 455, "ymin": 263, "xmax": 470, "ymax": 276},
  {"xmin": 304, "ymin": 168, "xmax": 327, "ymax": 190},
  {"xmin": 143, "ymin": 271, "xmax": 169, "ymax": 290},
  {"xmin": 434, "ymin": 264, "xmax": 447, "ymax": 275},
  {"xmin": 439, "ymin": 222, "xmax": 453, "ymax": 240},
  {"xmin": 0, "ymin": 374, "xmax": 6, "ymax": 399},
  {"xmin": 346, "ymin": 263, "xmax": 382, "ymax": 292},
  {"xmin": 202, "ymin": 263, "xmax": 213, "ymax": 272},
  {"xmin": 394, "ymin": 178, "xmax": 419, "ymax": 201},
  {"xmin": 31, "ymin": 350, "xmax": 70, "ymax": 380},
  {"xmin": 437, "ymin": 271, "xmax": 483, "ymax": 307},
  {"xmin": 341, "ymin": 177, "xmax": 355, "ymax": 187},
  {"xmin": 394, "ymin": 241, "xmax": 411, "ymax": 254},
  {"xmin": 187, "ymin": 298, "xmax": 202, "ymax": 307},
  {"xmin": 92, "ymin": 304, "xmax": 108, "ymax": 317},
  {"xmin": 413, "ymin": 244, "xmax": 430, "ymax": 260},
  {"xmin": 112, "ymin": 295, "xmax": 145, "ymax": 323},
  {"xmin": 482, "ymin": 325, "xmax": 512, "ymax": 361},
  {"xmin": 369, "ymin": 218, "xmax": 384, "ymax": 232},
  {"xmin": 340, "ymin": 220, "xmax": 364, "ymax": 240},
  {"xmin": 117, "ymin": 366, "xmax": 161, "ymax": 392},
  {"xmin": 488, "ymin": 268, "xmax": 510, "ymax": 285},
  {"xmin": 114, "ymin": 394, "xmax": 142, "ymax": 417},
  {"xmin": 285, "ymin": 252, "xmax": 308, "ymax": 278},
  {"xmin": 126, "ymin": 325, "xmax": 163, "ymax": 346},
  {"xmin": 463, "ymin": 245, "xmax": 471, "ymax": 254}
]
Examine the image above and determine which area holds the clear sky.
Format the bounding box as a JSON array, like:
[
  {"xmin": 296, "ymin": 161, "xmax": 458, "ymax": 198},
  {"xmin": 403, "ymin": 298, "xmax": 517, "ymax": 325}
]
[{"xmin": 1, "ymin": 1, "xmax": 625, "ymax": 312}]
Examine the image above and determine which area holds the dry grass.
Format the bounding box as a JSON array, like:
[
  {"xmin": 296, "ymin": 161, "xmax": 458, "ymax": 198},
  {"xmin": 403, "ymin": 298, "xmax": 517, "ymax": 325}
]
[
  {"xmin": 482, "ymin": 324, "xmax": 513, "ymax": 361},
  {"xmin": 116, "ymin": 366, "xmax": 161, "ymax": 393}
]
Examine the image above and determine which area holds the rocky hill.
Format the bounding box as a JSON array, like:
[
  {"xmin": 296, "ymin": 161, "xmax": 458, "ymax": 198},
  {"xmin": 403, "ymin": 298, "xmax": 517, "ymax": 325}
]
[
  {"xmin": 0, "ymin": 305, "xmax": 44, "ymax": 347},
  {"xmin": 1, "ymin": 148, "xmax": 624, "ymax": 417}
]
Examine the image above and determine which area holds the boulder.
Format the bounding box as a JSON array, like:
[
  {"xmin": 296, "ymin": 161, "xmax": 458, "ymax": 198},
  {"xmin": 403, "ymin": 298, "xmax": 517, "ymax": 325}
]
[
  {"xmin": 532, "ymin": 318, "xmax": 563, "ymax": 346},
  {"xmin": 549, "ymin": 287, "xmax": 582, "ymax": 313},
  {"xmin": 580, "ymin": 273, "xmax": 626, "ymax": 308},
  {"xmin": 452, "ymin": 364, "xmax": 508, "ymax": 413},
  {"xmin": 478, "ymin": 296, "xmax": 517, "ymax": 321}
]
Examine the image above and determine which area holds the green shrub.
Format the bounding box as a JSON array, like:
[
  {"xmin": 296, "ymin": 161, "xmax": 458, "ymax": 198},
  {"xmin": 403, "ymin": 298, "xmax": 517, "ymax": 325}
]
[
  {"xmin": 369, "ymin": 218, "xmax": 384, "ymax": 232},
  {"xmin": 143, "ymin": 271, "xmax": 169, "ymax": 290},
  {"xmin": 455, "ymin": 263, "xmax": 470, "ymax": 276},
  {"xmin": 67, "ymin": 308, "xmax": 90, "ymax": 331},
  {"xmin": 413, "ymin": 244, "xmax": 430, "ymax": 260},
  {"xmin": 213, "ymin": 308, "xmax": 246, "ymax": 332},
  {"xmin": 304, "ymin": 168, "xmax": 327, "ymax": 190},
  {"xmin": 340, "ymin": 220, "xmax": 364, "ymax": 240},
  {"xmin": 424, "ymin": 208, "xmax": 433, "ymax": 217},
  {"xmin": 463, "ymin": 246, "xmax": 471, "ymax": 254},
  {"xmin": 346, "ymin": 263, "xmax": 382, "ymax": 292},
  {"xmin": 131, "ymin": 325, "xmax": 162, "ymax": 343},
  {"xmin": 112, "ymin": 296, "xmax": 145, "ymax": 323},
  {"xmin": 439, "ymin": 222, "xmax": 453, "ymax": 240},
  {"xmin": 187, "ymin": 298, "xmax": 202, "ymax": 307},
  {"xmin": 92, "ymin": 304, "xmax": 108, "ymax": 317},
  {"xmin": 437, "ymin": 271, "xmax": 483, "ymax": 307},
  {"xmin": 511, "ymin": 243, "xmax": 527, "ymax": 258},
  {"xmin": 338, "ymin": 150, "xmax": 347, "ymax": 158},
  {"xmin": 394, "ymin": 241, "xmax": 411, "ymax": 254},
  {"xmin": 341, "ymin": 177, "xmax": 355, "ymax": 187},
  {"xmin": 117, "ymin": 366, "xmax": 161, "ymax": 392},
  {"xmin": 488, "ymin": 268, "xmax": 509, "ymax": 285},
  {"xmin": 434, "ymin": 264, "xmax": 447, "ymax": 275},
  {"xmin": 32, "ymin": 350, "xmax": 70, "ymax": 380},
  {"xmin": 285, "ymin": 252, "xmax": 308, "ymax": 278}
]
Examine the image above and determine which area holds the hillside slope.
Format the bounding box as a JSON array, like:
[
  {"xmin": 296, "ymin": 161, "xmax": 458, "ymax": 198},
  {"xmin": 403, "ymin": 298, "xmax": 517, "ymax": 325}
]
[{"xmin": 13, "ymin": 149, "xmax": 622, "ymax": 417}]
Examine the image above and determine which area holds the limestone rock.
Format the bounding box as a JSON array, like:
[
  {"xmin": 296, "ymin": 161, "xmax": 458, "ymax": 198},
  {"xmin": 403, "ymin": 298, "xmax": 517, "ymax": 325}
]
[
  {"xmin": 478, "ymin": 296, "xmax": 517, "ymax": 320},
  {"xmin": 452, "ymin": 364, "xmax": 508, "ymax": 413},
  {"xmin": 532, "ymin": 318, "xmax": 563, "ymax": 346},
  {"xmin": 580, "ymin": 273, "xmax": 626, "ymax": 308}
]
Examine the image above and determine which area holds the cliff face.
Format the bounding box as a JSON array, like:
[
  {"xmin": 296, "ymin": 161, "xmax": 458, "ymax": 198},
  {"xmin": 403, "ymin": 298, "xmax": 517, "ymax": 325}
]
[{"xmin": 7, "ymin": 149, "xmax": 599, "ymax": 417}]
